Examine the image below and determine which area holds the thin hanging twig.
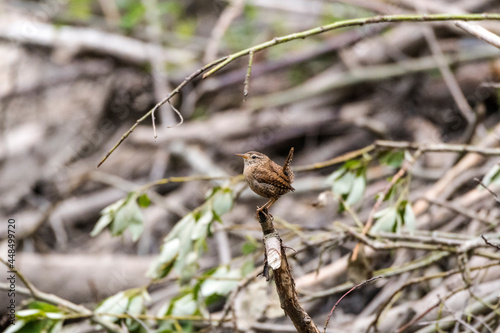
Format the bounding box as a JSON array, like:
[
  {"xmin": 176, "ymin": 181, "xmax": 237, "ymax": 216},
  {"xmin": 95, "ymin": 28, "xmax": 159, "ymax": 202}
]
[
  {"xmin": 167, "ymin": 101, "xmax": 183, "ymax": 128},
  {"xmin": 97, "ymin": 56, "xmax": 228, "ymax": 167},
  {"xmin": 151, "ymin": 108, "xmax": 157, "ymax": 138}
]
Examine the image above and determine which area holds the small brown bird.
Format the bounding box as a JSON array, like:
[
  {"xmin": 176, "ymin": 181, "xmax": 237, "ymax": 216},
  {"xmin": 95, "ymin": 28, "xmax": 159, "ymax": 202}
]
[{"xmin": 236, "ymin": 148, "xmax": 295, "ymax": 212}]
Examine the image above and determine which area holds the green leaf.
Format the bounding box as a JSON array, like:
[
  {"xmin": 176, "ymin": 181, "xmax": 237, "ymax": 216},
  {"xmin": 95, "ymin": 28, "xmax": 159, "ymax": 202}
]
[
  {"xmin": 205, "ymin": 186, "xmax": 221, "ymax": 200},
  {"xmin": 200, "ymin": 267, "xmax": 240, "ymax": 298},
  {"xmin": 373, "ymin": 206, "xmax": 390, "ymax": 219},
  {"xmin": 241, "ymin": 260, "xmax": 255, "ymax": 276},
  {"xmin": 326, "ymin": 167, "xmax": 346, "ymax": 185},
  {"xmin": 176, "ymin": 19, "xmax": 197, "ymax": 38},
  {"xmin": 332, "ymin": 170, "xmax": 355, "ymax": 195},
  {"xmin": 158, "ymin": 2, "xmax": 183, "ymax": 17},
  {"xmin": 170, "ymin": 293, "xmax": 197, "ymax": 316},
  {"xmin": 344, "ymin": 159, "xmax": 362, "ymax": 170},
  {"xmin": 382, "ymin": 183, "xmax": 398, "ymax": 202},
  {"xmin": 90, "ymin": 214, "xmax": 113, "ymax": 237},
  {"xmin": 68, "ymin": 0, "xmax": 92, "ymax": 21},
  {"xmin": 128, "ymin": 221, "xmax": 144, "ymax": 242},
  {"xmin": 137, "ymin": 193, "xmax": 151, "ymax": 208},
  {"xmin": 6, "ymin": 302, "xmax": 66, "ymax": 333},
  {"xmin": 48, "ymin": 320, "xmax": 63, "ymax": 333},
  {"xmin": 5, "ymin": 320, "xmax": 53, "ymax": 333},
  {"xmin": 395, "ymin": 210, "xmax": 403, "ymax": 233},
  {"xmin": 176, "ymin": 217, "xmax": 198, "ymax": 264},
  {"xmin": 92, "ymin": 193, "xmax": 148, "ymax": 241},
  {"xmin": 120, "ymin": 2, "xmax": 146, "ymax": 30},
  {"xmin": 16, "ymin": 309, "xmax": 42, "ymax": 319},
  {"xmin": 4, "ymin": 320, "xmax": 27, "ymax": 333},
  {"xmin": 191, "ymin": 210, "xmax": 213, "ymax": 240},
  {"xmin": 28, "ymin": 302, "xmax": 59, "ymax": 312},
  {"xmin": 380, "ymin": 150, "xmax": 405, "ymax": 168},
  {"xmin": 163, "ymin": 213, "xmax": 196, "ymax": 243},
  {"xmin": 178, "ymin": 251, "xmax": 200, "ymax": 281},
  {"xmin": 125, "ymin": 293, "xmax": 145, "ymax": 329},
  {"xmin": 345, "ymin": 175, "xmax": 366, "ymax": 205},
  {"xmin": 147, "ymin": 238, "xmax": 181, "ymax": 279},
  {"xmin": 91, "ymin": 198, "xmax": 127, "ymax": 237},
  {"xmin": 148, "ymin": 186, "xmax": 235, "ymax": 282},
  {"xmin": 403, "ymin": 202, "xmax": 416, "ymax": 233},
  {"xmin": 212, "ymin": 190, "xmax": 233, "ymax": 216},
  {"xmin": 372, "ymin": 207, "xmax": 398, "ymax": 233},
  {"xmin": 111, "ymin": 195, "xmax": 144, "ymax": 237},
  {"xmin": 95, "ymin": 291, "xmax": 129, "ymax": 323},
  {"xmin": 45, "ymin": 313, "xmax": 64, "ymax": 320},
  {"xmin": 148, "ymin": 213, "xmax": 198, "ymax": 279},
  {"xmin": 242, "ymin": 237, "xmax": 259, "ymax": 255},
  {"xmin": 481, "ymin": 164, "xmax": 500, "ymax": 187},
  {"xmin": 127, "ymin": 294, "xmax": 145, "ymax": 316}
]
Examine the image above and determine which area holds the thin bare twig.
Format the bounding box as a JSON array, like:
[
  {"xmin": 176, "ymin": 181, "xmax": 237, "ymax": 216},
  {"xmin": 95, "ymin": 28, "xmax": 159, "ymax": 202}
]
[
  {"xmin": 294, "ymin": 141, "xmax": 500, "ymax": 173},
  {"xmin": 474, "ymin": 177, "xmax": 500, "ymax": 203},
  {"xmin": 216, "ymin": 267, "xmax": 261, "ymax": 330},
  {"xmin": 97, "ymin": 56, "xmax": 228, "ymax": 167},
  {"xmin": 293, "ymin": 144, "xmax": 376, "ymax": 172},
  {"xmin": 375, "ymin": 140, "xmax": 500, "ymax": 155},
  {"xmin": 456, "ymin": 21, "xmax": 500, "ymax": 49},
  {"xmin": 139, "ymin": 174, "xmax": 236, "ymax": 192},
  {"xmin": 323, "ymin": 276, "xmax": 382, "ymax": 333},
  {"xmin": 396, "ymin": 287, "xmax": 467, "ymax": 333},
  {"xmin": 125, "ymin": 311, "xmax": 152, "ymax": 332},
  {"xmin": 372, "ymin": 263, "xmax": 499, "ymax": 332},
  {"xmin": 243, "ymin": 50, "xmax": 254, "ymax": 102},
  {"xmin": 422, "ymin": 196, "xmax": 498, "ymax": 228},
  {"xmin": 438, "ymin": 295, "xmax": 481, "ymax": 333},
  {"xmin": 167, "ymin": 101, "xmax": 183, "ymax": 128},
  {"xmin": 481, "ymin": 235, "xmax": 500, "ymax": 250}
]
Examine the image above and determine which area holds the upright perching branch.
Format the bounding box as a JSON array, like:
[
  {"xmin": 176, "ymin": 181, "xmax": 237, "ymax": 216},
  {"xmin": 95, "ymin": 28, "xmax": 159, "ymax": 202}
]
[{"xmin": 257, "ymin": 209, "xmax": 321, "ymax": 333}]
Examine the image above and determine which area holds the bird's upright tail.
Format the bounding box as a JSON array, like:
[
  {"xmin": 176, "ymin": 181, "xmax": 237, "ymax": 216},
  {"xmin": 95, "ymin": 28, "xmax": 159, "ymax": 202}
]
[{"xmin": 282, "ymin": 147, "xmax": 294, "ymax": 181}]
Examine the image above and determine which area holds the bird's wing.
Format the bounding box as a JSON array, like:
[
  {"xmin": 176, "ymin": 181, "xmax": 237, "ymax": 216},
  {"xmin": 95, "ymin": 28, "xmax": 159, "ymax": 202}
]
[{"xmin": 253, "ymin": 168, "xmax": 294, "ymax": 191}]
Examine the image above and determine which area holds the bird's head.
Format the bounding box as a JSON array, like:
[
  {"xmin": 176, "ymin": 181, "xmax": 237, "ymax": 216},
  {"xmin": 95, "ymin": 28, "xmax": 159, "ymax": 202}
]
[{"xmin": 236, "ymin": 151, "xmax": 269, "ymax": 167}]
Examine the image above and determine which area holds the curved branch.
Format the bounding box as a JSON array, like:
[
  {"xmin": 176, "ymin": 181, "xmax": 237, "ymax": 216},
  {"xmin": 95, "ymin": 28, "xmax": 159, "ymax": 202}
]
[
  {"xmin": 98, "ymin": 13, "xmax": 500, "ymax": 167},
  {"xmin": 97, "ymin": 56, "xmax": 228, "ymax": 167},
  {"xmin": 202, "ymin": 13, "xmax": 500, "ymax": 78}
]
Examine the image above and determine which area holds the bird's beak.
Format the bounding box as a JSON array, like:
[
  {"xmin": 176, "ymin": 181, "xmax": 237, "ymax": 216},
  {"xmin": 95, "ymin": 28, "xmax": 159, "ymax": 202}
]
[{"xmin": 235, "ymin": 153, "xmax": 247, "ymax": 159}]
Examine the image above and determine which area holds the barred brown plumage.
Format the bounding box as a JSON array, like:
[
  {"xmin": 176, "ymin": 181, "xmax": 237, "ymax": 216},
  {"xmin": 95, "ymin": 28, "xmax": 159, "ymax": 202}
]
[{"xmin": 236, "ymin": 148, "xmax": 295, "ymax": 212}]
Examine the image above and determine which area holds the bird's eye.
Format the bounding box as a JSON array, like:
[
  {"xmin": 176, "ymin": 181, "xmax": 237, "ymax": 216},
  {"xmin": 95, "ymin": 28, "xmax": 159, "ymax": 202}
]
[{"xmin": 252, "ymin": 155, "xmax": 257, "ymax": 159}]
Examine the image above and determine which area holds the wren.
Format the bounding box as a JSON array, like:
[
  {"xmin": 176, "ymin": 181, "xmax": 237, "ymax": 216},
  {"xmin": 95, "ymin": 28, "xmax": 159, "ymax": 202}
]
[{"xmin": 236, "ymin": 148, "xmax": 295, "ymax": 212}]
